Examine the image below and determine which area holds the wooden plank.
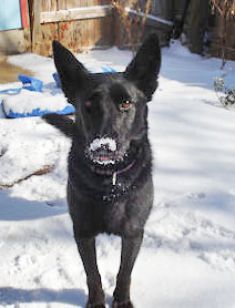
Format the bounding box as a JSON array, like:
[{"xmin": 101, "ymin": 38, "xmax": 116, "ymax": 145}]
[
  {"xmin": 68, "ymin": 0, "xmax": 82, "ymax": 7},
  {"xmin": 72, "ymin": 20, "xmax": 83, "ymax": 52},
  {"xmin": 31, "ymin": 0, "xmax": 42, "ymax": 54},
  {"xmin": 93, "ymin": 16, "xmax": 101, "ymax": 47},
  {"xmin": 50, "ymin": 0, "xmax": 58, "ymax": 11},
  {"xmin": 71, "ymin": 15, "xmax": 114, "ymax": 52},
  {"xmin": 101, "ymin": 14, "xmax": 115, "ymax": 47},
  {"xmin": 65, "ymin": 0, "xmax": 78, "ymax": 8},
  {"xmin": 23, "ymin": 27, "xmax": 32, "ymax": 52},
  {"xmin": 87, "ymin": 0, "xmax": 99, "ymax": 5},
  {"xmin": 57, "ymin": 0, "xmax": 67, "ymax": 10},
  {"xmin": 40, "ymin": 22, "xmax": 59, "ymax": 56},
  {"xmin": 58, "ymin": 21, "xmax": 74, "ymax": 49},
  {"xmin": 41, "ymin": 0, "xmax": 50, "ymax": 12},
  {"xmin": 41, "ymin": 5, "xmax": 113, "ymax": 23},
  {"xmin": 58, "ymin": 0, "xmax": 78, "ymax": 53}
]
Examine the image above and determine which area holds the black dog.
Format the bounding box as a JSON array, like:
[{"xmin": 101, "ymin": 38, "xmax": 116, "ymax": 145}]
[{"xmin": 43, "ymin": 34, "xmax": 161, "ymax": 308}]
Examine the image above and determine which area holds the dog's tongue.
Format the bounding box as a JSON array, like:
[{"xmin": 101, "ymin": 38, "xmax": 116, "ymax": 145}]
[
  {"xmin": 99, "ymin": 155, "xmax": 111, "ymax": 161},
  {"xmin": 95, "ymin": 155, "xmax": 115, "ymax": 165}
]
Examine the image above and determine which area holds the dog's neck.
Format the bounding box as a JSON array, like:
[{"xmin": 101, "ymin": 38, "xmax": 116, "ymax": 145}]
[
  {"xmin": 69, "ymin": 137, "xmax": 151, "ymax": 201},
  {"xmin": 112, "ymin": 159, "xmax": 136, "ymax": 185}
]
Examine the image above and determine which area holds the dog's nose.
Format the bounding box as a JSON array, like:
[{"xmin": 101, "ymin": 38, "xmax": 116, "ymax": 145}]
[
  {"xmin": 100, "ymin": 143, "xmax": 110, "ymax": 151},
  {"xmin": 89, "ymin": 137, "xmax": 117, "ymax": 152}
]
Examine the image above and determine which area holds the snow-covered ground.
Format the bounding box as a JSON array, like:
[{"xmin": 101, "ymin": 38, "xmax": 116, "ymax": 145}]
[{"xmin": 1, "ymin": 41, "xmax": 235, "ymax": 308}]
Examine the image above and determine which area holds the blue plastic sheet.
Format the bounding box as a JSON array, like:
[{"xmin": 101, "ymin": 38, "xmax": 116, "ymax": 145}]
[{"xmin": 1, "ymin": 67, "xmax": 117, "ymax": 118}]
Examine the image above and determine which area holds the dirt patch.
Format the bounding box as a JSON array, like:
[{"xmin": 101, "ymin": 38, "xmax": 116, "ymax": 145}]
[{"xmin": 0, "ymin": 55, "xmax": 34, "ymax": 83}]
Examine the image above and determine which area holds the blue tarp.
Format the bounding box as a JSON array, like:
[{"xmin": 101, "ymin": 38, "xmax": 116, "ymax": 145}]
[{"xmin": 0, "ymin": 67, "xmax": 117, "ymax": 119}]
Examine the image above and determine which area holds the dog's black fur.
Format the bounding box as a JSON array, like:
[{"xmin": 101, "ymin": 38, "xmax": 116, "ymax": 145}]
[{"xmin": 43, "ymin": 34, "xmax": 161, "ymax": 308}]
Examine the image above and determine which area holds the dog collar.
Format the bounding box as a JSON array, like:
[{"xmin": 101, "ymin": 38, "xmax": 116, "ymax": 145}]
[{"xmin": 112, "ymin": 160, "xmax": 136, "ymax": 185}]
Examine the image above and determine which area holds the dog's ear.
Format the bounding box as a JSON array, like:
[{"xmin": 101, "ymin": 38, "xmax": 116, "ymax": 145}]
[
  {"xmin": 43, "ymin": 113, "xmax": 75, "ymax": 138},
  {"xmin": 52, "ymin": 40, "xmax": 92, "ymax": 106},
  {"xmin": 124, "ymin": 34, "xmax": 161, "ymax": 101}
]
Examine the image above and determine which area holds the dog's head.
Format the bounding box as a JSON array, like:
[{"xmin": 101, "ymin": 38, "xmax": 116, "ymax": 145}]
[{"xmin": 44, "ymin": 34, "xmax": 161, "ymax": 174}]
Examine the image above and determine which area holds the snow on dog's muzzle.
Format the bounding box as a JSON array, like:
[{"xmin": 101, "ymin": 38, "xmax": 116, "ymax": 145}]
[
  {"xmin": 88, "ymin": 138, "xmax": 117, "ymax": 165},
  {"xmin": 89, "ymin": 138, "xmax": 117, "ymax": 152}
]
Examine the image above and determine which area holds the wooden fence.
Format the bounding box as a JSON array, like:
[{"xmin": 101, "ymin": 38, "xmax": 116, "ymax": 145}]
[
  {"xmin": 1, "ymin": 0, "xmax": 235, "ymax": 61},
  {"xmin": 30, "ymin": 0, "xmax": 114, "ymax": 56}
]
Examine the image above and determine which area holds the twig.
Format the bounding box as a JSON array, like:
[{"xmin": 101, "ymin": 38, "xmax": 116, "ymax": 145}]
[{"xmin": 0, "ymin": 165, "xmax": 54, "ymax": 189}]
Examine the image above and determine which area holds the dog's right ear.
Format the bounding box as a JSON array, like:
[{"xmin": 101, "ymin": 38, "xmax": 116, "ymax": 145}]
[
  {"xmin": 124, "ymin": 34, "xmax": 161, "ymax": 102},
  {"xmin": 43, "ymin": 113, "xmax": 75, "ymax": 138},
  {"xmin": 52, "ymin": 41, "xmax": 92, "ymax": 106}
]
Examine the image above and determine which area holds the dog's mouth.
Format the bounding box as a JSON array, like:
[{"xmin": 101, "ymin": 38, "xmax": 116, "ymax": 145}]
[
  {"xmin": 89, "ymin": 149, "xmax": 124, "ymax": 165},
  {"xmin": 86, "ymin": 137, "xmax": 126, "ymax": 174}
]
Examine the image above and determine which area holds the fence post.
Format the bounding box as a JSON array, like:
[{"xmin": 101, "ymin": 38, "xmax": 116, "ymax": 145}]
[{"xmin": 31, "ymin": 0, "xmax": 42, "ymax": 54}]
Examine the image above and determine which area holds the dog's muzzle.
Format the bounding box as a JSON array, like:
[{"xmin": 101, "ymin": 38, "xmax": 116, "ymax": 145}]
[{"xmin": 88, "ymin": 137, "xmax": 121, "ymax": 165}]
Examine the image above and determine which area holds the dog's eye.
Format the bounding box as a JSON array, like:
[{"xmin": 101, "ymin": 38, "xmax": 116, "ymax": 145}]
[
  {"xmin": 85, "ymin": 101, "xmax": 92, "ymax": 111},
  {"xmin": 119, "ymin": 100, "xmax": 132, "ymax": 112}
]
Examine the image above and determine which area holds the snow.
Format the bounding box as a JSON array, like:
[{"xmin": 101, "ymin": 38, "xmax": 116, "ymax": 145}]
[
  {"xmin": 1, "ymin": 41, "xmax": 235, "ymax": 308},
  {"xmin": 2, "ymin": 90, "xmax": 69, "ymax": 114},
  {"xmin": 89, "ymin": 138, "xmax": 117, "ymax": 153},
  {"xmin": 89, "ymin": 137, "xmax": 117, "ymax": 165}
]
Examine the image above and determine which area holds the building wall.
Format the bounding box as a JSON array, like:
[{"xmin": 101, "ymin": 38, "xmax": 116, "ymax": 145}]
[{"xmin": 0, "ymin": 0, "xmax": 22, "ymax": 31}]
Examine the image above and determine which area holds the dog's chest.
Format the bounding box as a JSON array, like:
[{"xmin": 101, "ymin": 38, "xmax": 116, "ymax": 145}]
[
  {"xmin": 96, "ymin": 183, "xmax": 134, "ymax": 234},
  {"xmin": 103, "ymin": 200, "xmax": 126, "ymax": 233},
  {"xmin": 102, "ymin": 181, "xmax": 130, "ymax": 202}
]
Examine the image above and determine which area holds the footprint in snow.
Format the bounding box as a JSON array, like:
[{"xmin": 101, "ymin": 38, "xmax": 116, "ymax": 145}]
[
  {"xmin": 187, "ymin": 192, "xmax": 206, "ymax": 200},
  {"xmin": 199, "ymin": 251, "xmax": 235, "ymax": 272}
]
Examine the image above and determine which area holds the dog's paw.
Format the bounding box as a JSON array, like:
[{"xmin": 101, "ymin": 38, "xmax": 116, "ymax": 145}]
[
  {"xmin": 112, "ymin": 300, "xmax": 134, "ymax": 308},
  {"xmin": 86, "ymin": 302, "xmax": 106, "ymax": 308}
]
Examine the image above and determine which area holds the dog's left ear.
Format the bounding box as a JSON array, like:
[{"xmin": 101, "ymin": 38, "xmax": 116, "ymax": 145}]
[{"xmin": 124, "ymin": 34, "xmax": 161, "ymax": 101}]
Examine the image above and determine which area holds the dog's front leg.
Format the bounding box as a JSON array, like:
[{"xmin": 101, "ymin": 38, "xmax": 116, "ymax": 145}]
[
  {"xmin": 113, "ymin": 232, "xmax": 144, "ymax": 308},
  {"xmin": 75, "ymin": 236, "xmax": 105, "ymax": 308}
]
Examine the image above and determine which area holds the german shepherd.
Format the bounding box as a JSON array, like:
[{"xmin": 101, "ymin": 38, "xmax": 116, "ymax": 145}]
[{"xmin": 43, "ymin": 34, "xmax": 161, "ymax": 308}]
